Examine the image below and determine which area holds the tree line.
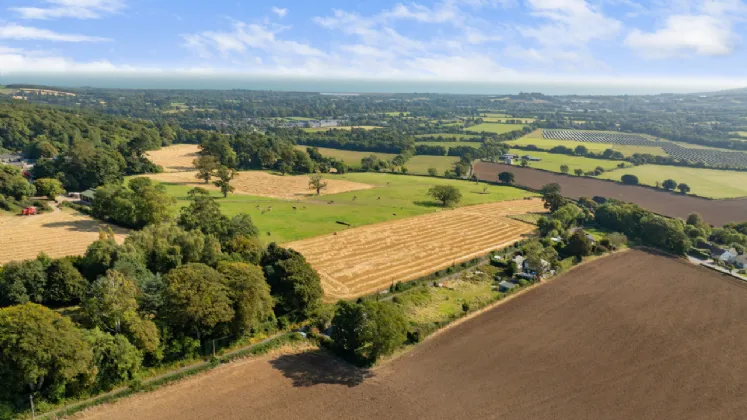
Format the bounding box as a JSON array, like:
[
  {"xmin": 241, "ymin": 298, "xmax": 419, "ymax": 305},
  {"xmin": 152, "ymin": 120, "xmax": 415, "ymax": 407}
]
[{"xmin": 0, "ymin": 187, "xmax": 323, "ymax": 411}]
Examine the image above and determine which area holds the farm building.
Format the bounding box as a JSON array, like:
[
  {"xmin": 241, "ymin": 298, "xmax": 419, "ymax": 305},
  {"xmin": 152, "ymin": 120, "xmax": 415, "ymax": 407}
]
[
  {"xmin": 498, "ymin": 280, "xmax": 517, "ymax": 292},
  {"xmin": 80, "ymin": 189, "xmax": 96, "ymax": 204}
]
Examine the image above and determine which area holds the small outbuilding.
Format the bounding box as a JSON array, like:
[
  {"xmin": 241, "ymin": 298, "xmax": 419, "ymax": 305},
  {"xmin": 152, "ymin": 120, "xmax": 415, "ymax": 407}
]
[
  {"xmin": 80, "ymin": 189, "xmax": 96, "ymax": 204},
  {"xmin": 498, "ymin": 280, "xmax": 517, "ymax": 292}
]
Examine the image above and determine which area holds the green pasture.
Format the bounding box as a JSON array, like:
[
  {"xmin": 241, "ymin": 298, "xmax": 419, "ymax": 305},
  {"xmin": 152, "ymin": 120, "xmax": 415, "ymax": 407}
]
[
  {"xmin": 295, "ymin": 146, "xmax": 459, "ymax": 175},
  {"xmin": 730, "ymin": 131, "xmax": 747, "ymax": 138},
  {"xmin": 505, "ymin": 148, "xmax": 622, "ymax": 173},
  {"xmin": 294, "ymin": 146, "xmax": 395, "ymax": 166},
  {"xmin": 478, "ymin": 113, "xmax": 510, "ymax": 118},
  {"xmin": 412, "ymin": 141, "xmax": 484, "ymax": 149},
  {"xmin": 467, "ymin": 123, "xmax": 527, "ymax": 134},
  {"xmin": 414, "ymin": 133, "xmax": 481, "ymax": 140},
  {"xmin": 301, "ymin": 126, "xmax": 382, "ymax": 132},
  {"xmin": 481, "ymin": 118, "xmax": 535, "ymax": 123},
  {"xmin": 148, "ymin": 172, "xmax": 536, "ymax": 244},
  {"xmin": 599, "ymin": 165, "xmax": 747, "ymax": 199},
  {"xmin": 508, "ymin": 131, "xmax": 668, "ymax": 157},
  {"xmin": 285, "ymin": 116, "xmax": 315, "ymax": 121}
]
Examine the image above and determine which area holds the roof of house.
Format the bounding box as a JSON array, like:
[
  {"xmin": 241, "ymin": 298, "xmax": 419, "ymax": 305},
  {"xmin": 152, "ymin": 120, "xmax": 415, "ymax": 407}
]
[
  {"xmin": 498, "ymin": 280, "xmax": 517, "ymax": 289},
  {"xmin": 80, "ymin": 189, "xmax": 96, "ymax": 199}
]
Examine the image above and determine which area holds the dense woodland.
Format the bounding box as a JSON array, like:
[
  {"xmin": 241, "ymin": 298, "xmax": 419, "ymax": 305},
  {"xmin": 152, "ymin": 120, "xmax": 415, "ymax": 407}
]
[{"xmin": 0, "ymin": 184, "xmax": 325, "ymax": 412}]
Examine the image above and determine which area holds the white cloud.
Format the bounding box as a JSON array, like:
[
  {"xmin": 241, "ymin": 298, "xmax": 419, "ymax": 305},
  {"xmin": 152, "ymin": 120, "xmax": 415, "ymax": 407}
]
[
  {"xmin": 624, "ymin": 0, "xmax": 745, "ymax": 58},
  {"xmin": 183, "ymin": 22, "xmax": 325, "ymax": 59},
  {"xmin": 10, "ymin": 0, "xmax": 125, "ymax": 20},
  {"xmin": 520, "ymin": 0, "xmax": 622, "ymax": 46},
  {"xmin": 0, "ymin": 23, "xmax": 109, "ymax": 42},
  {"xmin": 626, "ymin": 15, "xmax": 735, "ymax": 57},
  {"xmin": 271, "ymin": 6, "xmax": 287, "ymax": 17}
]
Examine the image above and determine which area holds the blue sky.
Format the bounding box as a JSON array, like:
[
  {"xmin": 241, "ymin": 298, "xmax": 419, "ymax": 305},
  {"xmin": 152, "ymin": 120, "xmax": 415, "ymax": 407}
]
[{"xmin": 1, "ymin": 0, "xmax": 746, "ymax": 89}]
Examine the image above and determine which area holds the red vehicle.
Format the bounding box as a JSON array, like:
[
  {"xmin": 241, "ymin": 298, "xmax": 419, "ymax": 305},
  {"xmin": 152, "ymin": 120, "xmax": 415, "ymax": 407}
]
[{"xmin": 21, "ymin": 207, "xmax": 37, "ymax": 215}]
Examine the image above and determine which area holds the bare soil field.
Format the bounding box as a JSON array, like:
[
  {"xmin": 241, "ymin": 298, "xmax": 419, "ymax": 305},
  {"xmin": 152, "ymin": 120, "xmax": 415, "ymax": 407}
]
[
  {"xmin": 286, "ymin": 199, "xmax": 545, "ymax": 300},
  {"xmin": 474, "ymin": 161, "xmax": 747, "ymax": 226},
  {"xmin": 145, "ymin": 170, "xmax": 374, "ymax": 200},
  {"xmin": 145, "ymin": 144, "xmax": 200, "ymax": 172},
  {"xmin": 75, "ymin": 250, "xmax": 747, "ymax": 420},
  {"xmin": 0, "ymin": 209, "xmax": 128, "ymax": 265}
]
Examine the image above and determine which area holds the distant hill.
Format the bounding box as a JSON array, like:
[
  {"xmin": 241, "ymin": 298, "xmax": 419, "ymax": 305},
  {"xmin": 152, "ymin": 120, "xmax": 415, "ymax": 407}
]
[{"xmin": 697, "ymin": 86, "xmax": 747, "ymax": 96}]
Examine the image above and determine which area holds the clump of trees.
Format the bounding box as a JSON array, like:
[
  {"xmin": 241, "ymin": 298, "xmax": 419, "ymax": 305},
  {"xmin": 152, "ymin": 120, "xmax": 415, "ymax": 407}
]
[
  {"xmin": 330, "ymin": 300, "xmax": 407, "ymax": 366},
  {"xmin": 92, "ymin": 177, "xmax": 175, "ymax": 228},
  {"xmin": 0, "ymin": 188, "xmax": 323, "ymax": 410}
]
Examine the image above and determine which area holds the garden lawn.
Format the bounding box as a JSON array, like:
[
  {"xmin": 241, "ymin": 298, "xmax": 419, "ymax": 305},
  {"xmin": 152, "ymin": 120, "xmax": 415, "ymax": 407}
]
[
  {"xmin": 468, "ymin": 123, "xmax": 527, "ymax": 134},
  {"xmin": 148, "ymin": 172, "xmax": 536, "ymax": 243},
  {"xmin": 599, "ymin": 165, "xmax": 747, "ymax": 199}
]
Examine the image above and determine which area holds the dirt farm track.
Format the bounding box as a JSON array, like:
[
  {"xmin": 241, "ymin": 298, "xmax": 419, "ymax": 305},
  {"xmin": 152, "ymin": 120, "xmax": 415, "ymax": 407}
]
[
  {"xmin": 474, "ymin": 161, "xmax": 747, "ymax": 226},
  {"xmin": 76, "ymin": 250, "xmax": 747, "ymax": 420}
]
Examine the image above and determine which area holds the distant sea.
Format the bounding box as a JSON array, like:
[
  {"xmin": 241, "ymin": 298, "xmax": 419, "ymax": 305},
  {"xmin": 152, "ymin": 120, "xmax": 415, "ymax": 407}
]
[{"xmin": 0, "ymin": 73, "xmax": 737, "ymax": 95}]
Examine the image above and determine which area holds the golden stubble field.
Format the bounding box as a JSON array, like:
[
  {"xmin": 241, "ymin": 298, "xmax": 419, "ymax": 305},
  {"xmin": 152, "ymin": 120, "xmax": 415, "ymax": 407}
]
[
  {"xmin": 145, "ymin": 144, "xmax": 375, "ymax": 199},
  {"xmin": 286, "ymin": 198, "xmax": 546, "ymax": 300},
  {"xmin": 146, "ymin": 144, "xmax": 201, "ymax": 172},
  {"xmin": 0, "ymin": 208, "xmax": 128, "ymax": 265}
]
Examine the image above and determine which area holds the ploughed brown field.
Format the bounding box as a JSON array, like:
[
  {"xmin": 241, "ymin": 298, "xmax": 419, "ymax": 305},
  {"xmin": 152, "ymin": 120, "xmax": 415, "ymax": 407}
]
[
  {"xmin": 473, "ymin": 161, "xmax": 747, "ymax": 226},
  {"xmin": 286, "ymin": 199, "xmax": 544, "ymax": 300},
  {"xmin": 76, "ymin": 250, "xmax": 747, "ymax": 420}
]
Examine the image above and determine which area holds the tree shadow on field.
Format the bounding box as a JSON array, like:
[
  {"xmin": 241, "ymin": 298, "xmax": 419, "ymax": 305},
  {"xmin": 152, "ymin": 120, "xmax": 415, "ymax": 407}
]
[
  {"xmin": 413, "ymin": 200, "xmax": 444, "ymax": 208},
  {"xmin": 42, "ymin": 220, "xmax": 112, "ymax": 233},
  {"xmin": 269, "ymin": 350, "xmax": 374, "ymax": 388}
]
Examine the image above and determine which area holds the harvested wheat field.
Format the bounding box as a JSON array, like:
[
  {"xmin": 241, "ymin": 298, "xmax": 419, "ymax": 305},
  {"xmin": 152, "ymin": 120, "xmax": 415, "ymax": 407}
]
[
  {"xmin": 146, "ymin": 144, "xmax": 200, "ymax": 172},
  {"xmin": 286, "ymin": 199, "xmax": 545, "ymax": 300},
  {"xmin": 0, "ymin": 208, "xmax": 128, "ymax": 265},
  {"xmin": 75, "ymin": 250, "xmax": 747, "ymax": 420},
  {"xmin": 146, "ymin": 170, "xmax": 374, "ymax": 200}
]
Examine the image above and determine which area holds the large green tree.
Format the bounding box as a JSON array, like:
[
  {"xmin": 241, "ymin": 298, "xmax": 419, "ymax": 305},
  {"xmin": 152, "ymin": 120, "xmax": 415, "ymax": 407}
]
[
  {"xmin": 262, "ymin": 244, "xmax": 323, "ymax": 319},
  {"xmin": 162, "ymin": 263, "xmax": 234, "ymax": 340},
  {"xmin": 0, "ymin": 303, "xmax": 92, "ymax": 400},
  {"xmin": 217, "ymin": 262, "xmax": 274, "ymax": 335},
  {"xmin": 84, "ymin": 328, "xmax": 142, "ymax": 391},
  {"xmin": 427, "ymin": 185, "xmax": 462, "ymax": 207},
  {"xmin": 331, "ymin": 300, "xmax": 407, "ymax": 366},
  {"xmin": 213, "ymin": 166, "xmax": 236, "ymax": 198},
  {"xmin": 33, "ymin": 178, "xmax": 65, "ymax": 201}
]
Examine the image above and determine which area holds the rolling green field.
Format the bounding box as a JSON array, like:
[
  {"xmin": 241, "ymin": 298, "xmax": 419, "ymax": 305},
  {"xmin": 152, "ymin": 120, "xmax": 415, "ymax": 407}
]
[
  {"xmin": 294, "ymin": 146, "xmax": 396, "ymax": 165},
  {"xmin": 414, "ymin": 133, "xmax": 481, "ymax": 140},
  {"xmin": 507, "ymin": 132, "xmax": 669, "ymax": 157},
  {"xmin": 478, "ymin": 113, "xmax": 510, "ymax": 118},
  {"xmin": 599, "ymin": 165, "xmax": 747, "ymax": 199},
  {"xmin": 467, "ymin": 123, "xmax": 527, "ymax": 134},
  {"xmin": 285, "ymin": 116, "xmax": 315, "ymax": 121},
  {"xmin": 149, "ymin": 172, "xmax": 536, "ymax": 243},
  {"xmin": 481, "ymin": 118, "xmax": 535, "ymax": 123},
  {"xmin": 302, "ymin": 126, "xmax": 382, "ymax": 132},
  {"xmin": 295, "ymin": 146, "xmax": 459, "ymax": 175},
  {"xmin": 413, "ymin": 141, "xmax": 484, "ymax": 149},
  {"xmin": 506, "ymin": 149, "xmax": 622, "ymax": 173}
]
